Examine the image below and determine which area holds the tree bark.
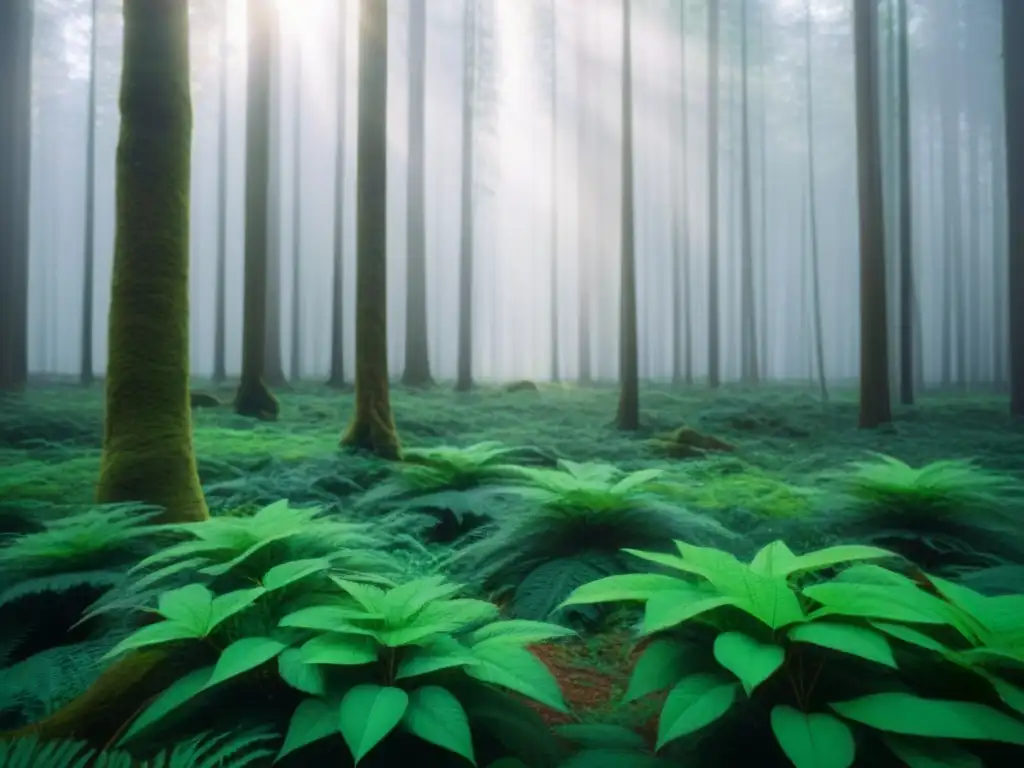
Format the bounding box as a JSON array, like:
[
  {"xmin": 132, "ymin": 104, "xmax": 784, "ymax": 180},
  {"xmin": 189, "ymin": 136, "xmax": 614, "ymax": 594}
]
[
  {"xmin": 95, "ymin": 0, "xmax": 208, "ymax": 522},
  {"xmin": 1004, "ymin": 0, "xmax": 1024, "ymax": 415},
  {"xmin": 80, "ymin": 0, "xmax": 99, "ymax": 386},
  {"xmin": 213, "ymin": 0, "xmax": 229, "ymax": 384},
  {"xmin": 327, "ymin": 1, "xmax": 349, "ymax": 389},
  {"xmin": 896, "ymin": 0, "xmax": 914, "ymax": 404},
  {"xmin": 455, "ymin": 0, "xmax": 476, "ymax": 392},
  {"xmin": 706, "ymin": 0, "xmax": 720, "ymax": 389}
]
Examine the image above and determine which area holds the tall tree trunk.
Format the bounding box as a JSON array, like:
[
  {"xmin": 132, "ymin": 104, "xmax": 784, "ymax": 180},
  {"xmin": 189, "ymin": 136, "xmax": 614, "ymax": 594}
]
[
  {"xmin": 758, "ymin": 1, "xmax": 769, "ymax": 380},
  {"xmin": 0, "ymin": 0, "xmax": 32, "ymax": 393},
  {"xmin": 402, "ymin": 0, "xmax": 433, "ymax": 387},
  {"xmin": 81, "ymin": 0, "xmax": 99, "ymax": 386},
  {"xmin": 853, "ymin": 0, "xmax": 892, "ymax": 428},
  {"xmin": 549, "ymin": 0, "xmax": 560, "ymax": 383},
  {"xmin": 455, "ymin": 0, "xmax": 476, "ymax": 392},
  {"xmin": 576, "ymin": 4, "xmax": 592, "ymax": 385},
  {"xmin": 289, "ymin": 46, "xmax": 303, "ymax": 383},
  {"xmin": 739, "ymin": 0, "xmax": 758, "ymax": 385},
  {"xmin": 264, "ymin": 16, "xmax": 287, "ymax": 388},
  {"xmin": 95, "ymin": 0, "xmax": 208, "ymax": 522},
  {"xmin": 671, "ymin": 0, "xmax": 690, "ymax": 385},
  {"xmin": 1004, "ymin": 0, "xmax": 1024, "ymax": 415},
  {"xmin": 213, "ymin": 0, "xmax": 229, "ymax": 384},
  {"xmin": 992, "ymin": 78, "xmax": 1008, "ymax": 389},
  {"xmin": 805, "ymin": 0, "xmax": 828, "ymax": 402},
  {"xmin": 616, "ymin": 0, "xmax": 638, "ymax": 430},
  {"xmin": 341, "ymin": 0, "xmax": 400, "ymax": 458},
  {"xmin": 234, "ymin": 0, "xmax": 280, "ymax": 420},
  {"xmin": 327, "ymin": 1, "xmax": 348, "ymax": 389},
  {"xmin": 707, "ymin": 0, "xmax": 720, "ymax": 389},
  {"xmin": 896, "ymin": 0, "xmax": 913, "ymax": 404}
]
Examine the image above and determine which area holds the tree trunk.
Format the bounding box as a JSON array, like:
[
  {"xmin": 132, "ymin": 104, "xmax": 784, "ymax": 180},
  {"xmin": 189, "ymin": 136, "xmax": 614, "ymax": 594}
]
[
  {"xmin": 707, "ymin": 0, "xmax": 720, "ymax": 389},
  {"xmin": 896, "ymin": 0, "xmax": 913, "ymax": 404},
  {"xmin": 1004, "ymin": 0, "xmax": 1024, "ymax": 415},
  {"xmin": 455, "ymin": 0, "xmax": 476, "ymax": 393},
  {"xmin": 340, "ymin": 0, "xmax": 400, "ymax": 459},
  {"xmin": 213, "ymin": 0, "xmax": 229, "ymax": 384},
  {"xmin": 805, "ymin": 0, "xmax": 828, "ymax": 403},
  {"xmin": 95, "ymin": 0, "xmax": 208, "ymax": 522},
  {"xmin": 576, "ymin": 3, "xmax": 592, "ymax": 386},
  {"xmin": 327, "ymin": 1, "xmax": 348, "ymax": 389},
  {"xmin": 264, "ymin": 15, "xmax": 287, "ymax": 388},
  {"xmin": 549, "ymin": 0, "xmax": 560, "ymax": 384},
  {"xmin": 616, "ymin": 0, "xmax": 639, "ymax": 431},
  {"xmin": 289, "ymin": 47, "xmax": 303, "ymax": 383},
  {"xmin": 853, "ymin": 0, "xmax": 892, "ymax": 428},
  {"xmin": 402, "ymin": 0, "xmax": 433, "ymax": 387},
  {"xmin": 81, "ymin": 0, "xmax": 99, "ymax": 386},
  {"xmin": 0, "ymin": 0, "xmax": 32, "ymax": 393},
  {"xmin": 739, "ymin": 0, "xmax": 758, "ymax": 385},
  {"xmin": 234, "ymin": 0, "xmax": 280, "ymax": 420}
]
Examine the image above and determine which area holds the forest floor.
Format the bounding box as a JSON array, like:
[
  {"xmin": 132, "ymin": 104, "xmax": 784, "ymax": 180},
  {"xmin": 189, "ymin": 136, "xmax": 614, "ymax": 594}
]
[{"xmin": 2, "ymin": 379, "xmax": 1024, "ymax": 755}]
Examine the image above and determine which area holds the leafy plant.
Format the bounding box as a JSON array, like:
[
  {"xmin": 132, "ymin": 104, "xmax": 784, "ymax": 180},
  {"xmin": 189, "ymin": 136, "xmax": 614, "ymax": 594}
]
[
  {"xmin": 561, "ymin": 539, "xmax": 1024, "ymax": 767},
  {"xmin": 101, "ymin": 564, "xmax": 574, "ymax": 767},
  {"xmin": 0, "ymin": 730, "xmax": 276, "ymax": 768},
  {"xmin": 447, "ymin": 460, "xmax": 733, "ymax": 623}
]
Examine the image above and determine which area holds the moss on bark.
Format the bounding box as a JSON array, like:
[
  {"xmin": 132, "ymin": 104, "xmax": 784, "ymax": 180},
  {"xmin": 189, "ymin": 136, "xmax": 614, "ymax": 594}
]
[{"xmin": 94, "ymin": 0, "xmax": 207, "ymax": 524}]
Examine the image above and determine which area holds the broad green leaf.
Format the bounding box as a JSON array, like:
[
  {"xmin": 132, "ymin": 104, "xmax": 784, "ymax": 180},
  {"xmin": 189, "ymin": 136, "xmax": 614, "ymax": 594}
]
[
  {"xmin": 117, "ymin": 666, "xmax": 214, "ymax": 745},
  {"xmin": 713, "ymin": 570, "xmax": 805, "ymax": 630},
  {"xmin": 788, "ymin": 622, "xmax": 897, "ymax": 669},
  {"xmin": 611, "ymin": 468, "xmax": 664, "ymax": 494},
  {"xmin": 642, "ymin": 591, "xmax": 737, "ymax": 635},
  {"xmin": 829, "ymin": 693, "xmax": 1024, "ymax": 744},
  {"xmin": 466, "ymin": 645, "xmax": 568, "ymax": 713},
  {"xmin": 277, "ymin": 648, "xmax": 327, "ymax": 695},
  {"xmin": 331, "ymin": 578, "xmax": 388, "ymax": 613},
  {"xmin": 985, "ymin": 674, "xmax": 1024, "ymax": 717},
  {"xmin": 380, "ymin": 576, "xmax": 462, "ymax": 624},
  {"xmin": 157, "ymin": 584, "xmax": 214, "ymax": 633},
  {"xmin": 205, "ymin": 636, "xmax": 287, "ymax": 689},
  {"xmin": 770, "ymin": 706, "xmax": 855, "ymax": 768},
  {"xmin": 784, "ymin": 545, "xmax": 895, "ymax": 578},
  {"xmin": 276, "ymin": 697, "xmax": 340, "ymax": 761},
  {"xmin": 656, "ymin": 674, "xmax": 740, "ymax": 750},
  {"xmin": 624, "ymin": 639, "xmax": 700, "ymax": 702},
  {"xmin": 713, "ymin": 632, "xmax": 785, "ymax": 695},
  {"xmin": 750, "ymin": 541, "xmax": 799, "ymax": 577},
  {"xmin": 103, "ymin": 620, "xmax": 199, "ymax": 658},
  {"xmin": 279, "ymin": 605, "xmax": 382, "ymax": 632},
  {"xmin": 263, "ymin": 559, "xmax": 332, "ymax": 592},
  {"xmin": 468, "ymin": 620, "xmax": 576, "ymax": 647},
  {"xmin": 207, "ymin": 587, "xmax": 267, "ymax": 633},
  {"xmin": 402, "ymin": 686, "xmax": 475, "ymax": 764},
  {"xmin": 870, "ymin": 622, "xmax": 951, "ymax": 653},
  {"xmin": 200, "ymin": 537, "xmax": 285, "ymax": 577},
  {"xmin": 621, "ymin": 548, "xmax": 701, "ymax": 575},
  {"xmin": 881, "ymin": 735, "xmax": 984, "ymax": 768},
  {"xmin": 301, "ymin": 633, "xmax": 378, "ymax": 666},
  {"xmin": 554, "ymin": 724, "xmax": 649, "ymax": 751},
  {"xmin": 673, "ymin": 541, "xmax": 746, "ymax": 579},
  {"xmin": 338, "ymin": 684, "xmax": 409, "ymax": 764},
  {"xmin": 804, "ymin": 583, "xmax": 959, "ymax": 627},
  {"xmin": 833, "ymin": 564, "xmax": 919, "ymax": 588},
  {"xmin": 396, "ymin": 641, "xmax": 480, "ymax": 680},
  {"xmin": 377, "ymin": 599, "xmax": 499, "ymax": 647},
  {"xmin": 560, "ymin": 573, "xmax": 692, "ymax": 608}
]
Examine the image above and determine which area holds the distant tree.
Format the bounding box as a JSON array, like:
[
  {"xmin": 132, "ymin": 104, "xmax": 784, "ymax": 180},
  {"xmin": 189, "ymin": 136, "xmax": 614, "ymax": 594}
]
[
  {"xmin": 896, "ymin": 0, "xmax": 914, "ymax": 405},
  {"xmin": 80, "ymin": 0, "xmax": 99, "ymax": 386},
  {"xmin": 289, "ymin": 44, "xmax": 303, "ymax": 383},
  {"xmin": 671, "ymin": 0, "xmax": 693, "ymax": 386},
  {"xmin": 0, "ymin": 0, "xmax": 33, "ymax": 393},
  {"xmin": 402, "ymin": 0, "xmax": 433, "ymax": 387},
  {"xmin": 616, "ymin": 0, "xmax": 639, "ymax": 431},
  {"xmin": 455, "ymin": 0, "xmax": 478, "ymax": 392},
  {"xmin": 327, "ymin": 0, "xmax": 349, "ymax": 389},
  {"xmin": 576, "ymin": 3, "xmax": 593, "ymax": 385},
  {"xmin": 264, "ymin": 12, "xmax": 287, "ymax": 388},
  {"xmin": 1004, "ymin": 0, "xmax": 1024, "ymax": 416},
  {"xmin": 707, "ymin": 0, "xmax": 721, "ymax": 389},
  {"xmin": 804, "ymin": 0, "xmax": 828, "ymax": 402},
  {"xmin": 739, "ymin": 0, "xmax": 759, "ymax": 385},
  {"xmin": 853, "ymin": 0, "xmax": 892, "ymax": 428},
  {"xmin": 341, "ymin": 0, "xmax": 400, "ymax": 458},
  {"xmin": 95, "ymin": 0, "xmax": 208, "ymax": 522},
  {"xmin": 213, "ymin": 0, "xmax": 230, "ymax": 384},
  {"xmin": 234, "ymin": 0, "xmax": 281, "ymax": 420}
]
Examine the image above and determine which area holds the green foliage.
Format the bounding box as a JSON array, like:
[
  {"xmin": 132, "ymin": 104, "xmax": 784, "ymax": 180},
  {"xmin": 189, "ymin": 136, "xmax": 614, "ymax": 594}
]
[
  {"xmin": 104, "ymin": 560, "xmax": 572, "ymax": 766},
  {"xmin": 0, "ymin": 730, "xmax": 276, "ymax": 768},
  {"xmin": 562, "ymin": 539, "xmax": 1024, "ymax": 766},
  {"xmin": 448, "ymin": 460, "xmax": 732, "ymax": 623},
  {"xmin": 669, "ymin": 459, "xmax": 820, "ymax": 519}
]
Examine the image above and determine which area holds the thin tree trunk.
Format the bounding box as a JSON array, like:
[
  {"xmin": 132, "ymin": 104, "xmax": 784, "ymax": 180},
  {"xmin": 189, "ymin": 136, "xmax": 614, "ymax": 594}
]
[
  {"xmin": 81, "ymin": 0, "xmax": 99, "ymax": 386},
  {"xmin": 95, "ymin": 0, "xmax": 208, "ymax": 521},
  {"xmin": 616, "ymin": 0, "xmax": 638, "ymax": 430},
  {"xmin": 805, "ymin": 0, "xmax": 828, "ymax": 402},
  {"xmin": 289, "ymin": 46, "xmax": 303, "ymax": 383},
  {"xmin": 576, "ymin": 4, "xmax": 592, "ymax": 385},
  {"xmin": 896, "ymin": 0, "xmax": 913, "ymax": 404},
  {"xmin": 707, "ymin": 0, "xmax": 720, "ymax": 389},
  {"xmin": 264, "ymin": 16, "xmax": 287, "ymax": 387},
  {"xmin": 739, "ymin": 0, "xmax": 758, "ymax": 385},
  {"xmin": 1003, "ymin": 0, "xmax": 1024, "ymax": 415},
  {"xmin": 213, "ymin": 0, "xmax": 229, "ymax": 384},
  {"xmin": 455, "ymin": 0, "xmax": 476, "ymax": 392},
  {"xmin": 327, "ymin": 1, "xmax": 348, "ymax": 389},
  {"xmin": 549, "ymin": 0, "xmax": 559, "ymax": 383}
]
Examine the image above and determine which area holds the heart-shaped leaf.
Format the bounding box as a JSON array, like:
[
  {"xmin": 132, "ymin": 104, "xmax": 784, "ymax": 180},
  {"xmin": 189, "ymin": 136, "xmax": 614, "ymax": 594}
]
[{"xmin": 713, "ymin": 632, "xmax": 785, "ymax": 695}]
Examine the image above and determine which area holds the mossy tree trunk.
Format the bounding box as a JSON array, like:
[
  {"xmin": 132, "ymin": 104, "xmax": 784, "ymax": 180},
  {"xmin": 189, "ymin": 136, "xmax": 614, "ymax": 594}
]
[
  {"xmin": 615, "ymin": 0, "xmax": 639, "ymax": 431},
  {"xmin": 235, "ymin": 0, "xmax": 281, "ymax": 420},
  {"xmin": 401, "ymin": 0, "xmax": 433, "ymax": 388},
  {"xmin": 341, "ymin": 0, "xmax": 400, "ymax": 459},
  {"xmin": 95, "ymin": 0, "xmax": 208, "ymax": 524},
  {"xmin": 327, "ymin": 1, "xmax": 349, "ymax": 389},
  {"xmin": 0, "ymin": 0, "xmax": 33, "ymax": 393}
]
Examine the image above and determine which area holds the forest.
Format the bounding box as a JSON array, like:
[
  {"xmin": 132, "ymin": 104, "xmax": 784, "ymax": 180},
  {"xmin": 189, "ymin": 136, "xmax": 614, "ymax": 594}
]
[{"xmin": 2, "ymin": 0, "xmax": 1024, "ymax": 766}]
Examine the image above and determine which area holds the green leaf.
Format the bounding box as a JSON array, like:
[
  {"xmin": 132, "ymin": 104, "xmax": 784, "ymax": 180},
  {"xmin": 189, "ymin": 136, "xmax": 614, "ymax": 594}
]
[
  {"xmin": 395, "ymin": 640, "xmax": 480, "ymax": 680},
  {"xmin": 102, "ymin": 620, "xmax": 200, "ymax": 658},
  {"xmin": 788, "ymin": 622, "xmax": 897, "ymax": 669},
  {"xmin": 207, "ymin": 586, "xmax": 267, "ymax": 633},
  {"xmin": 279, "ymin": 604, "xmax": 382, "ymax": 632},
  {"xmin": 829, "ymin": 693, "xmax": 1024, "ymax": 745},
  {"xmin": 466, "ymin": 645, "xmax": 568, "ymax": 713},
  {"xmin": 750, "ymin": 541, "xmax": 800, "ymax": 577},
  {"xmin": 468, "ymin": 620, "xmax": 576, "ymax": 647},
  {"xmin": 402, "ymin": 686, "xmax": 475, "ymax": 764},
  {"xmin": 380, "ymin": 576, "xmax": 463, "ymax": 623},
  {"xmin": 560, "ymin": 573, "xmax": 691, "ymax": 608},
  {"xmin": 985, "ymin": 674, "xmax": 1024, "ymax": 717},
  {"xmin": 276, "ymin": 697, "xmax": 340, "ymax": 761},
  {"xmin": 642, "ymin": 591, "xmax": 736, "ymax": 635},
  {"xmin": 656, "ymin": 674, "xmax": 740, "ymax": 750},
  {"xmin": 157, "ymin": 584, "xmax": 215, "ymax": 632},
  {"xmin": 117, "ymin": 666, "xmax": 214, "ymax": 745},
  {"xmin": 881, "ymin": 735, "xmax": 983, "ymax": 768},
  {"xmin": 869, "ymin": 622, "xmax": 951, "ymax": 653},
  {"xmin": 784, "ymin": 545, "xmax": 895, "ymax": 578},
  {"xmin": 205, "ymin": 636, "xmax": 287, "ymax": 689},
  {"xmin": 301, "ymin": 633, "xmax": 378, "ymax": 666},
  {"xmin": 804, "ymin": 582, "xmax": 960, "ymax": 626},
  {"xmin": 624, "ymin": 639, "xmax": 699, "ymax": 702},
  {"xmin": 263, "ymin": 558, "xmax": 332, "ymax": 592},
  {"xmin": 713, "ymin": 632, "xmax": 785, "ymax": 695},
  {"xmin": 338, "ymin": 684, "xmax": 409, "ymax": 764},
  {"xmin": 277, "ymin": 648, "xmax": 327, "ymax": 695},
  {"xmin": 770, "ymin": 706, "xmax": 855, "ymax": 768}
]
